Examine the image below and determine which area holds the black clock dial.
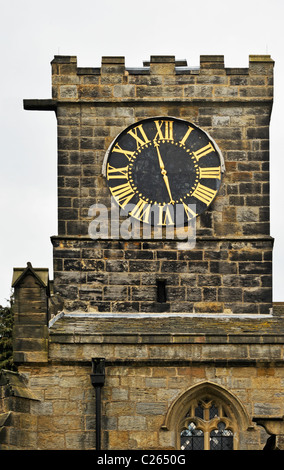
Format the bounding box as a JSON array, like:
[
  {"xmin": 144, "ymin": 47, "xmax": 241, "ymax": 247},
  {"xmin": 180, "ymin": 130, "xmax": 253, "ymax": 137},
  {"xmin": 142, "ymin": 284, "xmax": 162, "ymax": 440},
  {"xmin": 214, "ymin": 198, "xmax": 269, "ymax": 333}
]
[
  {"xmin": 105, "ymin": 117, "xmax": 223, "ymax": 226},
  {"xmin": 128, "ymin": 141, "xmax": 199, "ymax": 204}
]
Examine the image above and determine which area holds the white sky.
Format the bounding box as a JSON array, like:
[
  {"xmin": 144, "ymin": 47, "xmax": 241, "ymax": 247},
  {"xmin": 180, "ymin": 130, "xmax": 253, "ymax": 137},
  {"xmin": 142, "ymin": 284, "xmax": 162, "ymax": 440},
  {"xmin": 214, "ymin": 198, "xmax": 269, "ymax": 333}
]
[{"xmin": 0, "ymin": 0, "xmax": 283, "ymax": 305}]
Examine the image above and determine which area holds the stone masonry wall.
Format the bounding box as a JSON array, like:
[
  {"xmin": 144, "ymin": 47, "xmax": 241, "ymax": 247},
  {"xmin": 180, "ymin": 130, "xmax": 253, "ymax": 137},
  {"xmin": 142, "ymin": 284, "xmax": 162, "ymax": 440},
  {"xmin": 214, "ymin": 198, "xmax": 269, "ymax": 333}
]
[
  {"xmin": 12, "ymin": 361, "xmax": 283, "ymax": 450},
  {"xmin": 7, "ymin": 308, "xmax": 284, "ymax": 450},
  {"xmin": 52, "ymin": 237, "xmax": 272, "ymax": 314},
  {"xmin": 44, "ymin": 54, "xmax": 274, "ymax": 315}
]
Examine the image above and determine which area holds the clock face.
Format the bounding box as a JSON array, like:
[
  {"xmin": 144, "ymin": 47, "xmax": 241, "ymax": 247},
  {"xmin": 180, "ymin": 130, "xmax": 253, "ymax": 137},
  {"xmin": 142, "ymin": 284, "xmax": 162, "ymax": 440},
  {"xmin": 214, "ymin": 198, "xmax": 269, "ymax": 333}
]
[{"xmin": 105, "ymin": 117, "xmax": 223, "ymax": 226}]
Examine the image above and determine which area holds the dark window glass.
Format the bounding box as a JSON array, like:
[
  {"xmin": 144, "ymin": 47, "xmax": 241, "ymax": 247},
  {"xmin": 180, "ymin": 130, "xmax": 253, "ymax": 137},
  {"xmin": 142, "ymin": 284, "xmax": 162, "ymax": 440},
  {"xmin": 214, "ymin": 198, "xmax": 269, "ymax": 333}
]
[
  {"xmin": 194, "ymin": 404, "xmax": 204, "ymax": 419},
  {"xmin": 210, "ymin": 422, "xmax": 233, "ymax": 450},
  {"xmin": 209, "ymin": 403, "xmax": 218, "ymax": 419},
  {"xmin": 181, "ymin": 422, "xmax": 204, "ymax": 450}
]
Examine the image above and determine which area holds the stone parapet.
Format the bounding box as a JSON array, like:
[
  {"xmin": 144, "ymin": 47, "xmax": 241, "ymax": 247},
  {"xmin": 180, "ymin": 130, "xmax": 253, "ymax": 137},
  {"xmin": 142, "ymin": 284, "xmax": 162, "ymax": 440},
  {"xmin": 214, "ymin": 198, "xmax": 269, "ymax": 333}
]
[
  {"xmin": 48, "ymin": 312, "xmax": 284, "ymax": 365},
  {"xmin": 47, "ymin": 55, "xmax": 274, "ymax": 103}
]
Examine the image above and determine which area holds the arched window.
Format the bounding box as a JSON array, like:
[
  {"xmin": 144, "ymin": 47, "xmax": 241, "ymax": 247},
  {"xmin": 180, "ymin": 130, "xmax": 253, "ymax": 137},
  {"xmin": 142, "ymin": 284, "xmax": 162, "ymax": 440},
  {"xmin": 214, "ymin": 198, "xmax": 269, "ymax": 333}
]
[
  {"xmin": 180, "ymin": 397, "xmax": 234, "ymax": 450},
  {"xmin": 161, "ymin": 381, "xmax": 251, "ymax": 451}
]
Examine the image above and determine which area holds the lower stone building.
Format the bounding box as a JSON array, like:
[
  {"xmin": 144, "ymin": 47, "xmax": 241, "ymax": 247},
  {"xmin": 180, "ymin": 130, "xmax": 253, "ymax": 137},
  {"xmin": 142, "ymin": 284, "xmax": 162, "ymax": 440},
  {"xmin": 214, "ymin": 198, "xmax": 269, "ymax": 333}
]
[
  {"xmin": 1, "ymin": 54, "xmax": 284, "ymax": 451},
  {"xmin": 1, "ymin": 270, "xmax": 284, "ymax": 450}
]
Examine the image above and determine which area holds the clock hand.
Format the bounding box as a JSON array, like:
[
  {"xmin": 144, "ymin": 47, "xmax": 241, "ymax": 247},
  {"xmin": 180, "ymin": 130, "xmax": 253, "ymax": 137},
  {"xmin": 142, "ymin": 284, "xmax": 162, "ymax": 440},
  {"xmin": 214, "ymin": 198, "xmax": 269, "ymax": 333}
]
[
  {"xmin": 154, "ymin": 141, "xmax": 175, "ymax": 204},
  {"xmin": 162, "ymin": 174, "xmax": 175, "ymax": 205},
  {"xmin": 154, "ymin": 141, "xmax": 166, "ymax": 170}
]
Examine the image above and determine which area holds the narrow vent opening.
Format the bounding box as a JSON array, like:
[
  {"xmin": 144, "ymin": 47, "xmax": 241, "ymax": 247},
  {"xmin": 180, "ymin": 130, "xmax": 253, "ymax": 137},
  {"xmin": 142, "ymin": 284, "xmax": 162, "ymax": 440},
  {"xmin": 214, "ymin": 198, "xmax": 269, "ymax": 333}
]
[{"xmin": 156, "ymin": 280, "xmax": 167, "ymax": 303}]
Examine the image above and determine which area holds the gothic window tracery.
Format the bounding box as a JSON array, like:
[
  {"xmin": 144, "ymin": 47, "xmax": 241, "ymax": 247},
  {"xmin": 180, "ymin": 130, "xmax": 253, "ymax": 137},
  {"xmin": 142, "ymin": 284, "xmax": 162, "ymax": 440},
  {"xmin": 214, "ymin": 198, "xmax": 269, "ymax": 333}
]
[{"xmin": 180, "ymin": 397, "xmax": 235, "ymax": 450}]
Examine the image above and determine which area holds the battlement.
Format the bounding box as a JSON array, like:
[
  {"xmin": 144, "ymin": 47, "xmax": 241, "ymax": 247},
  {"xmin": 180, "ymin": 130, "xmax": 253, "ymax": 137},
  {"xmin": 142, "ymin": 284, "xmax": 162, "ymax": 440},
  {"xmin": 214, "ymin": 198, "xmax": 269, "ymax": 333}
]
[{"xmin": 48, "ymin": 54, "xmax": 274, "ymax": 103}]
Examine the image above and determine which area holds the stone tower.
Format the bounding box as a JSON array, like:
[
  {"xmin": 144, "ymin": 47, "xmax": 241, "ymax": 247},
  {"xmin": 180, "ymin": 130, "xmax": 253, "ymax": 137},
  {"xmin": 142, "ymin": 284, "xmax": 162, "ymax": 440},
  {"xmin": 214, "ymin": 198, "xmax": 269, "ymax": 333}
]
[{"xmin": 1, "ymin": 54, "xmax": 284, "ymax": 451}]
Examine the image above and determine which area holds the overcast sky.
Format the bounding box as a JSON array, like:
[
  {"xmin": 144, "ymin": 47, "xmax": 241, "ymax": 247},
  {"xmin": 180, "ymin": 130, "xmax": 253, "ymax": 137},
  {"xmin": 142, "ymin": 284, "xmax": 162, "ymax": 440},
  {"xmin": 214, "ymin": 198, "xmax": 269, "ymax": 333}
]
[{"xmin": 1, "ymin": 0, "xmax": 283, "ymax": 305}]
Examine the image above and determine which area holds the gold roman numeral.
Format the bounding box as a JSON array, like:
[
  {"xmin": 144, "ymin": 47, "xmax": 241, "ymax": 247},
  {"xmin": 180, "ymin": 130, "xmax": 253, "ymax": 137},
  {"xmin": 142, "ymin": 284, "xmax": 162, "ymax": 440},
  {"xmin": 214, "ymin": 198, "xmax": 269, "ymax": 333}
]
[
  {"xmin": 127, "ymin": 124, "xmax": 150, "ymax": 150},
  {"xmin": 154, "ymin": 120, "xmax": 174, "ymax": 141},
  {"xmin": 192, "ymin": 183, "xmax": 217, "ymax": 205},
  {"xmin": 129, "ymin": 198, "xmax": 151, "ymax": 224},
  {"xmin": 112, "ymin": 143, "xmax": 135, "ymax": 161},
  {"xmin": 182, "ymin": 202, "xmax": 197, "ymax": 220},
  {"xmin": 111, "ymin": 182, "xmax": 135, "ymax": 208},
  {"xmin": 193, "ymin": 142, "xmax": 215, "ymax": 161},
  {"xmin": 158, "ymin": 205, "xmax": 174, "ymax": 226},
  {"xmin": 179, "ymin": 125, "xmax": 195, "ymax": 145},
  {"xmin": 199, "ymin": 167, "xmax": 221, "ymax": 179},
  {"xmin": 107, "ymin": 164, "xmax": 128, "ymax": 180}
]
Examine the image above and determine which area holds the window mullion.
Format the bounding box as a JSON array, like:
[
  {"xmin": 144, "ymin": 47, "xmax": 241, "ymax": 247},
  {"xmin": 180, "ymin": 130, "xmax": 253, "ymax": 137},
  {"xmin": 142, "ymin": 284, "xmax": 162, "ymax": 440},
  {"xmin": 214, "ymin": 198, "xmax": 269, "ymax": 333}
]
[{"xmin": 204, "ymin": 430, "xmax": 210, "ymax": 450}]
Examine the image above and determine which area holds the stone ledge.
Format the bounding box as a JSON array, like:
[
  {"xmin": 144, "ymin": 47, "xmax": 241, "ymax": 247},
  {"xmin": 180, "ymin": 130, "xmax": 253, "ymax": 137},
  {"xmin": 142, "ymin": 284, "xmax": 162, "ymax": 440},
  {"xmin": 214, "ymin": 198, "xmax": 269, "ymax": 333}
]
[
  {"xmin": 23, "ymin": 98, "xmax": 274, "ymax": 110},
  {"xmin": 23, "ymin": 99, "xmax": 56, "ymax": 111},
  {"xmin": 49, "ymin": 311, "xmax": 284, "ymax": 339},
  {"xmin": 48, "ymin": 339, "xmax": 284, "ymax": 364},
  {"xmin": 50, "ymin": 235, "xmax": 274, "ymax": 242},
  {"xmin": 49, "ymin": 332, "xmax": 284, "ymax": 346},
  {"xmin": 253, "ymin": 416, "xmax": 284, "ymax": 437},
  {"xmin": 46, "ymin": 358, "xmax": 284, "ymax": 368}
]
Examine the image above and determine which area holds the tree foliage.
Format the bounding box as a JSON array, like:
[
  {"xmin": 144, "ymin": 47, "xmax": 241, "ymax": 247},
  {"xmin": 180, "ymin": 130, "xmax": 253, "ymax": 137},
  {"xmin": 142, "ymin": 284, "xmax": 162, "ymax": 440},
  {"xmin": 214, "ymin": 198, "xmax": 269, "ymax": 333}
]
[{"xmin": 0, "ymin": 300, "xmax": 17, "ymax": 371}]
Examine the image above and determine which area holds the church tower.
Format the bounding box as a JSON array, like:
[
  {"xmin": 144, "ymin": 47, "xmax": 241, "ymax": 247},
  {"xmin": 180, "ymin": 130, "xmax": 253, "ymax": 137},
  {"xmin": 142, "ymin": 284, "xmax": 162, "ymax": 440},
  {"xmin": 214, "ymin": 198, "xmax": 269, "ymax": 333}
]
[{"xmin": 1, "ymin": 54, "xmax": 284, "ymax": 451}]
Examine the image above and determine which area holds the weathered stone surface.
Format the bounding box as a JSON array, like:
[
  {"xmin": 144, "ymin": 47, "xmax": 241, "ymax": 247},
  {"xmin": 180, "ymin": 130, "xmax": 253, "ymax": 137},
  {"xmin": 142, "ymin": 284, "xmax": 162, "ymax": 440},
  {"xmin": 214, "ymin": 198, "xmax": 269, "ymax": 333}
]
[
  {"xmin": 12, "ymin": 263, "xmax": 49, "ymax": 364},
  {"xmin": 6, "ymin": 53, "xmax": 282, "ymax": 452},
  {"xmin": 52, "ymin": 237, "xmax": 273, "ymax": 314}
]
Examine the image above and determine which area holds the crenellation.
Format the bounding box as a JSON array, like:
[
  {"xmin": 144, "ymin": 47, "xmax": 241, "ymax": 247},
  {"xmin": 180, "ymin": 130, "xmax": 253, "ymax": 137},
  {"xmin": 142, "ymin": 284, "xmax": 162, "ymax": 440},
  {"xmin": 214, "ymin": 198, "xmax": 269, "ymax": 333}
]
[{"xmin": 49, "ymin": 54, "xmax": 274, "ymax": 103}]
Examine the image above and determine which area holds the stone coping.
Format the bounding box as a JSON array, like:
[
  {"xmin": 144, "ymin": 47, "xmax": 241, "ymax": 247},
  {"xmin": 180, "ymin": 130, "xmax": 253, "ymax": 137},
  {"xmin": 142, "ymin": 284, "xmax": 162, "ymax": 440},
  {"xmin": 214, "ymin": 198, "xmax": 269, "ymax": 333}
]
[{"xmin": 49, "ymin": 311, "xmax": 284, "ymax": 341}]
